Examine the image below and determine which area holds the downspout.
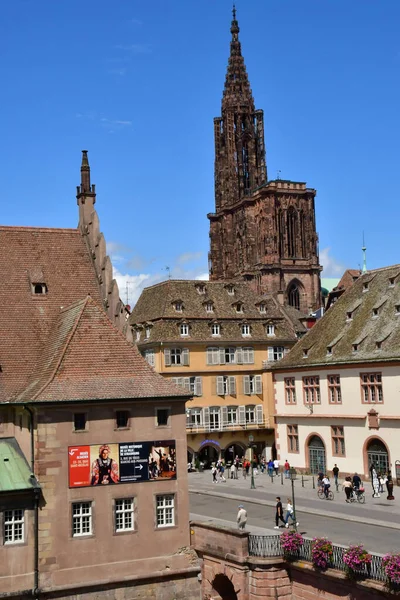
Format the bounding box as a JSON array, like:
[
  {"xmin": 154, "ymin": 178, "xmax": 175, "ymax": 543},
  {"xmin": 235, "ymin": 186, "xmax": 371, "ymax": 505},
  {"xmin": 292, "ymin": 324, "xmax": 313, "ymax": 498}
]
[{"xmin": 23, "ymin": 405, "xmax": 40, "ymax": 599}]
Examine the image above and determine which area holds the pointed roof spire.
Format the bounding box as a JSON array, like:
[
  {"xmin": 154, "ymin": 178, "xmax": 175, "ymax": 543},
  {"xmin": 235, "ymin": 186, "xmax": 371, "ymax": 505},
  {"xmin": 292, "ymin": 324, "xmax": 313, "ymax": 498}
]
[
  {"xmin": 222, "ymin": 6, "xmax": 254, "ymax": 111},
  {"xmin": 362, "ymin": 232, "xmax": 367, "ymax": 273},
  {"xmin": 80, "ymin": 150, "xmax": 91, "ymax": 192}
]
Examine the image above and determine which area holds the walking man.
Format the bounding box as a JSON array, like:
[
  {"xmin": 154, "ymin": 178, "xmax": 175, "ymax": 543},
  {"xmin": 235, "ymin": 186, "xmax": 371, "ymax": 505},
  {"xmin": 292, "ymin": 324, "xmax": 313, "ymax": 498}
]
[
  {"xmin": 284, "ymin": 460, "xmax": 290, "ymax": 479},
  {"xmin": 332, "ymin": 464, "xmax": 339, "ymax": 490},
  {"xmin": 237, "ymin": 504, "xmax": 247, "ymax": 530},
  {"xmin": 274, "ymin": 496, "xmax": 286, "ymax": 529},
  {"xmin": 273, "ymin": 458, "xmax": 279, "ymax": 476}
]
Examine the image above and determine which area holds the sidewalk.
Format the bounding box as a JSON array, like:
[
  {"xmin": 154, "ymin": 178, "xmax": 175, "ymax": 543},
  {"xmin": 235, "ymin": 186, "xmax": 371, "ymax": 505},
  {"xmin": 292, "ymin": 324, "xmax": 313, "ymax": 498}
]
[{"xmin": 188, "ymin": 469, "xmax": 400, "ymax": 531}]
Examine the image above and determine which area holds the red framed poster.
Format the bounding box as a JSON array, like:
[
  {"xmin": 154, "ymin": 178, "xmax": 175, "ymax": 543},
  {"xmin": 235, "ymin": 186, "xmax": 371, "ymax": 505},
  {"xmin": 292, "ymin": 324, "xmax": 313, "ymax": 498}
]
[{"xmin": 68, "ymin": 445, "xmax": 91, "ymax": 487}]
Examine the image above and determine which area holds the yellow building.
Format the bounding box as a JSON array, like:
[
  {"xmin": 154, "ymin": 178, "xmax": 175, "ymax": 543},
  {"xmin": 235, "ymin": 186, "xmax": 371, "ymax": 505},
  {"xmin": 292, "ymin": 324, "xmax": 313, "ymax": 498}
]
[{"xmin": 129, "ymin": 280, "xmax": 304, "ymax": 466}]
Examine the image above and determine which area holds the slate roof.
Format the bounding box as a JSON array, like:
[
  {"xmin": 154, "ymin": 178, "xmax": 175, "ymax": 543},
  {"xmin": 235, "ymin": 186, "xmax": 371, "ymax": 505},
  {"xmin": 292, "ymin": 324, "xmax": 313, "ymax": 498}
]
[
  {"xmin": 273, "ymin": 265, "xmax": 400, "ymax": 369},
  {"xmin": 0, "ymin": 438, "xmax": 41, "ymax": 492},
  {"xmin": 0, "ymin": 226, "xmax": 186, "ymax": 403},
  {"xmin": 129, "ymin": 280, "xmax": 305, "ymax": 344}
]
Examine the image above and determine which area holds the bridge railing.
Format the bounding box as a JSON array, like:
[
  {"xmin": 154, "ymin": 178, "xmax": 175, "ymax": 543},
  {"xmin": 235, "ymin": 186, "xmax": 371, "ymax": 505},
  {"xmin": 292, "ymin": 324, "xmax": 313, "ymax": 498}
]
[{"xmin": 248, "ymin": 535, "xmax": 386, "ymax": 582}]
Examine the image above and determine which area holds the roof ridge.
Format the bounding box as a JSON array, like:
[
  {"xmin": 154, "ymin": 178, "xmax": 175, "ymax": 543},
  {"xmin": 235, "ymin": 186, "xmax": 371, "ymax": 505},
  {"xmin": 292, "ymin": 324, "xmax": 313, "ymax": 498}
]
[
  {"xmin": 30, "ymin": 297, "xmax": 90, "ymax": 400},
  {"xmin": 0, "ymin": 225, "xmax": 80, "ymax": 233}
]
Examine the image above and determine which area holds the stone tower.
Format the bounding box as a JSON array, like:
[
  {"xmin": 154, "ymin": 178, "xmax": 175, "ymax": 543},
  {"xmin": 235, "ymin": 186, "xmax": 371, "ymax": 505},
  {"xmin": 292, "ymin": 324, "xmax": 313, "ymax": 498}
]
[{"xmin": 208, "ymin": 8, "xmax": 322, "ymax": 313}]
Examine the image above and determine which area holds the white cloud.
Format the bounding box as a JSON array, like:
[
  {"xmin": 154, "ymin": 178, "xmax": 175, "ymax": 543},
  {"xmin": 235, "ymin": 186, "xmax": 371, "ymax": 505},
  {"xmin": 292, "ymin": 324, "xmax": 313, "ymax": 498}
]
[
  {"xmin": 176, "ymin": 251, "xmax": 203, "ymax": 265},
  {"xmin": 320, "ymin": 247, "xmax": 346, "ymax": 277},
  {"xmin": 196, "ymin": 272, "xmax": 209, "ymax": 281}
]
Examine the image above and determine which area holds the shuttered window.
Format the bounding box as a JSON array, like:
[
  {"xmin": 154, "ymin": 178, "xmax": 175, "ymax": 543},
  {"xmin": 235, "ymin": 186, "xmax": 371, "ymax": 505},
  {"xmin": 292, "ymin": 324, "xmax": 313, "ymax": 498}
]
[{"xmin": 243, "ymin": 375, "xmax": 262, "ymax": 395}]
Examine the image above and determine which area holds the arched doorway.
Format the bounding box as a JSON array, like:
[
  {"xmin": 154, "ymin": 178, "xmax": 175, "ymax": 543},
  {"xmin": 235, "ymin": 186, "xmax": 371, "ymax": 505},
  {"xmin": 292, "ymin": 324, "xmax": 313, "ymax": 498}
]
[
  {"xmin": 211, "ymin": 574, "xmax": 238, "ymax": 600},
  {"xmin": 222, "ymin": 442, "xmax": 246, "ymax": 464},
  {"xmin": 367, "ymin": 438, "xmax": 389, "ymax": 474},
  {"xmin": 308, "ymin": 435, "xmax": 326, "ymax": 474},
  {"xmin": 198, "ymin": 444, "xmax": 219, "ymax": 469}
]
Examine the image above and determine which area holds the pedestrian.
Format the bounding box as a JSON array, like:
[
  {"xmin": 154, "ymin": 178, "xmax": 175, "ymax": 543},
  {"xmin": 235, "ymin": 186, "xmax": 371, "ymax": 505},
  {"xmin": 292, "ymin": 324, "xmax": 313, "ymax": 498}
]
[
  {"xmin": 386, "ymin": 471, "xmax": 395, "ymax": 500},
  {"xmin": 211, "ymin": 465, "xmax": 217, "ymax": 483},
  {"xmin": 268, "ymin": 459, "xmax": 274, "ymax": 477},
  {"xmin": 234, "ymin": 456, "xmax": 239, "ymax": 479},
  {"xmin": 237, "ymin": 504, "xmax": 247, "ymax": 530},
  {"xmin": 230, "ymin": 463, "xmax": 236, "ymax": 480},
  {"xmin": 342, "ymin": 477, "xmax": 352, "ymax": 502},
  {"xmin": 218, "ymin": 463, "xmax": 226, "ymax": 483},
  {"xmin": 273, "ymin": 458, "xmax": 279, "ymax": 476},
  {"xmin": 260, "ymin": 457, "xmax": 266, "ymax": 474},
  {"xmin": 274, "ymin": 496, "xmax": 286, "ymax": 529},
  {"xmin": 284, "ymin": 460, "xmax": 290, "ymax": 479},
  {"xmin": 352, "ymin": 472, "xmax": 361, "ymax": 490},
  {"xmin": 284, "ymin": 498, "xmax": 299, "ymax": 528},
  {"xmin": 245, "ymin": 460, "xmax": 250, "ymax": 477},
  {"xmin": 370, "ymin": 463, "xmax": 380, "ymax": 498},
  {"xmin": 332, "ymin": 464, "xmax": 339, "ymax": 489}
]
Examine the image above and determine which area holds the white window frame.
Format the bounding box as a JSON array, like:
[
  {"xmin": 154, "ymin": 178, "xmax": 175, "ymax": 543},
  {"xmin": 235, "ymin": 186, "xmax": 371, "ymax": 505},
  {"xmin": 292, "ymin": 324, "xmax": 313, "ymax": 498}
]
[
  {"xmin": 227, "ymin": 406, "xmax": 238, "ymax": 424},
  {"xmin": 209, "ymin": 407, "xmax": 221, "ymax": 430},
  {"xmin": 156, "ymin": 494, "xmax": 175, "ymax": 528},
  {"xmin": 243, "ymin": 375, "xmax": 262, "ymax": 395},
  {"xmin": 268, "ymin": 346, "xmax": 284, "ymax": 361},
  {"xmin": 180, "ymin": 323, "xmax": 189, "ymax": 337},
  {"xmin": 241, "ymin": 324, "xmax": 251, "ymax": 336},
  {"xmin": 242, "ymin": 347, "xmax": 254, "ymax": 364},
  {"xmin": 189, "ymin": 407, "xmax": 202, "ymax": 426},
  {"xmin": 143, "ymin": 349, "xmax": 155, "ymax": 367},
  {"xmin": 225, "ymin": 347, "xmax": 236, "ymax": 364},
  {"xmin": 174, "ymin": 302, "xmax": 183, "ymax": 312},
  {"xmin": 259, "ymin": 304, "xmax": 266, "ymax": 314},
  {"xmin": 245, "ymin": 405, "xmax": 256, "ymax": 424},
  {"xmin": 266, "ymin": 324, "xmax": 275, "ymax": 336},
  {"xmin": 211, "ymin": 323, "xmax": 221, "ymax": 336},
  {"xmin": 206, "ymin": 302, "xmax": 214, "ymax": 313},
  {"xmin": 206, "ymin": 347, "xmax": 220, "ymax": 365},
  {"xmin": 115, "ymin": 498, "xmax": 134, "ymax": 532},
  {"xmin": 145, "ymin": 327, "xmax": 151, "ymax": 339},
  {"xmin": 4, "ymin": 509, "xmax": 24, "ymax": 544},
  {"xmin": 72, "ymin": 502, "xmax": 92, "ymax": 537}
]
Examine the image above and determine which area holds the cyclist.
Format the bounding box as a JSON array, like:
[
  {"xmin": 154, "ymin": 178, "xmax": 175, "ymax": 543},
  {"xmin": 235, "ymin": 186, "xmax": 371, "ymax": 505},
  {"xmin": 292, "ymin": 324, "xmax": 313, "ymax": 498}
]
[
  {"xmin": 317, "ymin": 471, "xmax": 324, "ymax": 490},
  {"xmin": 322, "ymin": 475, "xmax": 331, "ymax": 498},
  {"xmin": 352, "ymin": 472, "xmax": 361, "ymax": 491}
]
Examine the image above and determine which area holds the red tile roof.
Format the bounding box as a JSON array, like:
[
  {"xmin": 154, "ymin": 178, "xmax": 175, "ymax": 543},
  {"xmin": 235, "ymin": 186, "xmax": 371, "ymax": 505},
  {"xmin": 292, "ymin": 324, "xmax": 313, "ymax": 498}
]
[
  {"xmin": 18, "ymin": 297, "xmax": 188, "ymax": 402},
  {"xmin": 0, "ymin": 226, "xmax": 186, "ymax": 403}
]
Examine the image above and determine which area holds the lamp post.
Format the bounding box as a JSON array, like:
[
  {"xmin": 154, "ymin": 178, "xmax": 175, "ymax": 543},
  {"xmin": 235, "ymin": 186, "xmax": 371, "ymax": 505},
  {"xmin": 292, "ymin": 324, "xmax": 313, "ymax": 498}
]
[
  {"xmin": 248, "ymin": 435, "xmax": 255, "ymax": 489},
  {"xmin": 289, "ymin": 467, "xmax": 297, "ymax": 530}
]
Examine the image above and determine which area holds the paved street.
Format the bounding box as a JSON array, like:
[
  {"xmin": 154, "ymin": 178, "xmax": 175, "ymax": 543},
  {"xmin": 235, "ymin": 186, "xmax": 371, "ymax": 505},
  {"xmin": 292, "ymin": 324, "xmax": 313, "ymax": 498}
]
[{"xmin": 189, "ymin": 470, "xmax": 400, "ymax": 554}]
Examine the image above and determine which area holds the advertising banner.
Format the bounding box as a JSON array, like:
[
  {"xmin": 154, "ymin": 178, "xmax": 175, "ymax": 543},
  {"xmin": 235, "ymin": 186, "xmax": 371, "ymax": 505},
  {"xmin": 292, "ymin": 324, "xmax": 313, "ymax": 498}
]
[{"xmin": 68, "ymin": 440, "xmax": 176, "ymax": 488}]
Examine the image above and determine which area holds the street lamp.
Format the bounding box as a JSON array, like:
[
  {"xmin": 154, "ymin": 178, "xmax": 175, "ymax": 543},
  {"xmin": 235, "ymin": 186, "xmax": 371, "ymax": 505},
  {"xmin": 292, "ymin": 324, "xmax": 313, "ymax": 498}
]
[
  {"xmin": 288, "ymin": 467, "xmax": 297, "ymax": 530},
  {"xmin": 248, "ymin": 435, "xmax": 255, "ymax": 490}
]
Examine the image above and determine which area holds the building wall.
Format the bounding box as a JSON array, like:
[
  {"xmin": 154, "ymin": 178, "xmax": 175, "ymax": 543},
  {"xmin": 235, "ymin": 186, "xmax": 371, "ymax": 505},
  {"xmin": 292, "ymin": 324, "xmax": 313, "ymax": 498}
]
[
  {"xmin": 141, "ymin": 344, "xmax": 281, "ymax": 461},
  {"xmin": 274, "ymin": 364, "xmax": 400, "ymax": 478},
  {"xmin": 0, "ymin": 399, "xmax": 198, "ymax": 597}
]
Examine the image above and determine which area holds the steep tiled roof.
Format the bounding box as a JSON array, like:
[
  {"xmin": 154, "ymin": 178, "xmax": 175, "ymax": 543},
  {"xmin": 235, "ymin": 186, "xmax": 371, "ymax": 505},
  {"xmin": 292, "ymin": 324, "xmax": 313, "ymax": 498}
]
[
  {"xmin": 0, "ymin": 226, "xmax": 103, "ymax": 401},
  {"xmin": 18, "ymin": 297, "xmax": 188, "ymax": 402},
  {"xmin": 273, "ymin": 265, "xmax": 400, "ymax": 369},
  {"xmin": 129, "ymin": 280, "xmax": 305, "ymax": 343}
]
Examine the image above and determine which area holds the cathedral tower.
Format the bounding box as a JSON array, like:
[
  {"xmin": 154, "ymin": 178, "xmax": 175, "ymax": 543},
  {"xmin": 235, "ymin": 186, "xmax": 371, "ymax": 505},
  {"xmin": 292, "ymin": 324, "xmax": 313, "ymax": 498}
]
[{"xmin": 208, "ymin": 8, "xmax": 322, "ymax": 313}]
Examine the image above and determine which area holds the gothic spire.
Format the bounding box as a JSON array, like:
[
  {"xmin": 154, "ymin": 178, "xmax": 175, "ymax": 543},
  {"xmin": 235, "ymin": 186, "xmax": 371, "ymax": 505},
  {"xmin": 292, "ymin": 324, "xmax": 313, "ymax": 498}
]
[
  {"xmin": 222, "ymin": 6, "xmax": 254, "ymax": 111},
  {"xmin": 80, "ymin": 150, "xmax": 91, "ymax": 193}
]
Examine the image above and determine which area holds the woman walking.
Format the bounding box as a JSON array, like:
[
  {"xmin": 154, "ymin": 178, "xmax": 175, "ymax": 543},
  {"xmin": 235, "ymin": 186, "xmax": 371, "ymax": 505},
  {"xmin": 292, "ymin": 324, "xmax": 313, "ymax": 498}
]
[
  {"xmin": 342, "ymin": 477, "xmax": 353, "ymax": 502},
  {"xmin": 284, "ymin": 498, "xmax": 299, "ymax": 528}
]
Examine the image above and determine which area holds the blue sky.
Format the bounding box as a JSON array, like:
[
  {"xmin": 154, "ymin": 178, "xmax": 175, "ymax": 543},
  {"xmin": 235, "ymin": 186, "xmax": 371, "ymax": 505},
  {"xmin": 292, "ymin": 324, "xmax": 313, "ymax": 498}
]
[{"xmin": 1, "ymin": 0, "xmax": 400, "ymax": 304}]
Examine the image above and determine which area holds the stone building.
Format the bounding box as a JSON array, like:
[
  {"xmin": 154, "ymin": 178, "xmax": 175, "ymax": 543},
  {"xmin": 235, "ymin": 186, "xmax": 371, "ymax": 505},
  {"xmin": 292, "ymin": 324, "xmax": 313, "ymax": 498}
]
[
  {"xmin": 0, "ymin": 154, "xmax": 200, "ymax": 599},
  {"xmin": 272, "ymin": 264, "xmax": 400, "ymax": 480},
  {"xmin": 129, "ymin": 279, "xmax": 305, "ymax": 465},
  {"xmin": 208, "ymin": 8, "xmax": 322, "ymax": 313}
]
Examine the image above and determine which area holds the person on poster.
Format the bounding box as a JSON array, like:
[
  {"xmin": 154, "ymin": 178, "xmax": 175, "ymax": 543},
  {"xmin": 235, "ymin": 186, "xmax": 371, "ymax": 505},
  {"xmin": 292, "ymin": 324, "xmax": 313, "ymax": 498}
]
[{"xmin": 91, "ymin": 445, "xmax": 119, "ymax": 485}]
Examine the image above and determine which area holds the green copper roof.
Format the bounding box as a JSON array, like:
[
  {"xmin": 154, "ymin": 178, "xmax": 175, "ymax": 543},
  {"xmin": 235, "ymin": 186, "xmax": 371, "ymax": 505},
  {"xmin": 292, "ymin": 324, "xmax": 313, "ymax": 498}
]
[{"xmin": 0, "ymin": 438, "xmax": 40, "ymax": 493}]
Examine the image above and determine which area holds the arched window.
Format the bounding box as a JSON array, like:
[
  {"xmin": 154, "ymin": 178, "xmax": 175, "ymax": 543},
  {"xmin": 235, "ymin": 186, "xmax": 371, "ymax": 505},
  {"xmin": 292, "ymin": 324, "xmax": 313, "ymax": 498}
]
[
  {"xmin": 287, "ymin": 207, "xmax": 298, "ymax": 258},
  {"xmin": 288, "ymin": 282, "xmax": 300, "ymax": 310}
]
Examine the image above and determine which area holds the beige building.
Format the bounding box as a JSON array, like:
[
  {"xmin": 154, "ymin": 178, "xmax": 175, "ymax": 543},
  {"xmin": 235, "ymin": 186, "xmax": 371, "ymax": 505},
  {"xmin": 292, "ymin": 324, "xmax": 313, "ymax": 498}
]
[
  {"xmin": 0, "ymin": 153, "xmax": 199, "ymax": 600},
  {"xmin": 129, "ymin": 280, "xmax": 305, "ymax": 465},
  {"xmin": 272, "ymin": 265, "xmax": 400, "ymax": 481}
]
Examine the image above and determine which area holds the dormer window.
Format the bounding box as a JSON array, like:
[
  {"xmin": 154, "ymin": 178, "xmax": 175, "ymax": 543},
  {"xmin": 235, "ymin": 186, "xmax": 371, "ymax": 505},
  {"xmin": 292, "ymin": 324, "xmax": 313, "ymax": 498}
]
[
  {"xmin": 352, "ymin": 344, "xmax": 358, "ymax": 352},
  {"xmin": 396, "ymin": 305, "xmax": 400, "ymax": 315},
  {"xmin": 205, "ymin": 302, "xmax": 214, "ymax": 313},
  {"xmin": 196, "ymin": 284, "xmax": 206, "ymax": 295},
  {"xmin": 266, "ymin": 324, "xmax": 275, "ymax": 337},
  {"xmin": 259, "ymin": 304, "xmax": 266, "ymax": 314},
  {"xmin": 241, "ymin": 324, "xmax": 251, "ymax": 337},
  {"xmin": 372, "ymin": 308, "xmax": 378, "ymax": 318},
  {"xmin": 363, "ymin": 282, "xmax": 369, "ymax": 292},
  {"xmin": 389, "ymin": 278, "xmax": 395, "ymax": 288},
  {"xmin": 327, "ymin": 346, "xmax": 332, "ymax": 356},
  {"xmin": 303, "ymin": 349, "xmax": 308, "ymax": 358},
  {"xmin": 376, "ymin": 341, "xmax": 382, "ymax": 350},
  {"xmin": 180, "ymin": 323, "xmax": 189, "ymax": 337},
  {"xmin": 235, "ymin": 303, "xmax": 244, "ymax": 313},
  {"xmin": 145, "ymin": 326, "xmax": 151, "ymax": 339},
  {"xmin": 174, "ymin": 302, "xmax": 183, "ymax": 313},
  {"xmin": 346, "ymin": 311, "xmax": 353, "ymax": 321},
  {"xmin": 211, "ymin": 323, "xmax": 220, "ymax": 337},
  {"xmin": 226, "ymin": 285, "xmax": 235, "ymax": 296},
  {"xmin": 32, "ymin": 283, "xmax": 47, "ymax": 295},
  {"xmin": 135, "ymin": 330, "xmax": 141, "ymax": 342}
]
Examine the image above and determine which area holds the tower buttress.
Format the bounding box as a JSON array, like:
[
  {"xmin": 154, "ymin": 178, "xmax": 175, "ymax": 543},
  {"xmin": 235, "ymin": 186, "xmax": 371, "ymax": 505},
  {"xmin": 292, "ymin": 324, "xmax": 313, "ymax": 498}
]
[{"xmin": 77, "ymin": 150, "xmax": 96, "ymax": 229}]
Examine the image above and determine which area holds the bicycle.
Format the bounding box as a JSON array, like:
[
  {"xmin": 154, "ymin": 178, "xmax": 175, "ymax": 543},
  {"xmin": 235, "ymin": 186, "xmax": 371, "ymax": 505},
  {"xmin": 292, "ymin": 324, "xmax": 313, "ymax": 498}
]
[
  {"xmin": 349, "ymin": 487, "xmax": 366, "ymax": 504},
  {"xmin": 317, "ymin": 487, "xmax": 334, "ymax": 500}
]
